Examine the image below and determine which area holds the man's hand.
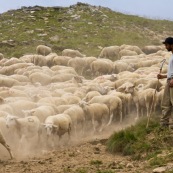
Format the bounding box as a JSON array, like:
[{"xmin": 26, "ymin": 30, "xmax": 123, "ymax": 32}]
[
  {"xmin": 157, "ymin": 74, "xmax": 166, "ymax": 79},
  {"xmin": 169, "ymin": 79, "xmax": 173, "ymax": 87}
]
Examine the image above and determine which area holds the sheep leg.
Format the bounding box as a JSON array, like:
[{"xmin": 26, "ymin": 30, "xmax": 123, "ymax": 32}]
[
  {"xmin": 146, "ymin": 103, "xmax": 150, "ymax": 117},
  {"xmin": 135, "ymin": 104, "xmax": 139, "ymax": 121},
  {"xmin": 68, "ymin": 124, "xmax": 71, "ymax": 141},
  {"xmin": 99, "ymin": 119, "xmax": 104, "ymax": 132},
  {"xmin": 1, "ymin": 143, "xmax": 13, "ymax": 159},
  {"xmin": 107, "ymin": 112, "xmax": 113, "ymax": 126},
  {"xmin": 119, "ymin": 109, "xmax": 123, "ymax": 123},
  {"xmin": 92, "ymin": 118, "xmax": 96, "ymax": 132}
]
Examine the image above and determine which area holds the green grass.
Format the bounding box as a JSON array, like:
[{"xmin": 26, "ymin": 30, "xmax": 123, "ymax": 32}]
[
  {"xmin": 0, "ymin": 3, "xmax": 173, "ymax": 58},
  {"xmin": 106, "ymin": 116, "xmax": 173, "ymax": 163}
]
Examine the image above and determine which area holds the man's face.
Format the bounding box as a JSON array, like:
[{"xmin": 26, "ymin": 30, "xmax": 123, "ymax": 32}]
[{"xmin": 165, "ymin": 43, "xmax": 173, "ymax": 52}]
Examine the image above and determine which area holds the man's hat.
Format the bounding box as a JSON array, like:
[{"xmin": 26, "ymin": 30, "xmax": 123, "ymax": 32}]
[{"xmin": 162, "ymin": 37, "xmax": 173, "ymax": 45}]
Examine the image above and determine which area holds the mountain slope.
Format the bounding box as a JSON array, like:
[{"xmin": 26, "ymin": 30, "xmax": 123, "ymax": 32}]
[{"xmin": 0, "ymin": 2, "xmax": 173, "ymax": 58}]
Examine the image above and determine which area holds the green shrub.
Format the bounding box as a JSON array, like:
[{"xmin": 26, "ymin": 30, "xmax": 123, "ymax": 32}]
[{"xmin": 106, "ymin": 116, "xmax": 173, "ymax": 161}]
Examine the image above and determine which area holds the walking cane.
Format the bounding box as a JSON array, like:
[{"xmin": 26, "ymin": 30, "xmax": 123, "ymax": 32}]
[{"xmin": 146, "ymin": 58, "xmax": 166, "ymax": 128}]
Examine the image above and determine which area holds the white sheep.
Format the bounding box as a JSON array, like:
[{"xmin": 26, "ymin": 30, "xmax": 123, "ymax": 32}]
[
  {"xmin": 83, "ymin": 91, "xmax": 101, "ymax": 102},
  {"xmin": 90, "ymin": 59, "xmax": 113, "ymax": 76},
  {"xmin": 45, "ymin": 53, "xmax": 58, "ymax": 67},
  {"xmin": 120, "ymin": 45, "xmax": 144, "ymax": 55},
  {"xmin": 36, "ymin": 45, "xmax": 52, "ymax": 56},
  {"xmin": 64, "ymin": 105, "xmax": 85, "ymax": 136},
  {"xmin": 43, "ymin": 114, "xmax": 72, "ymax": 148},
  {"xmin": 5, "ymin": 115, "xmax": 41, "ymax": 150},
  {"xmin": 119, "ymin": 49, "xmax": 138, "ymax": 57},
  {"xmin": 3, "ymin": 57, "xmax": 23, "ymax": 66},
  {"xmin": 62, "ymin": 49, "xmax": 86, "ymax": 58},
  {"xmin": 124, "ymin": 84, "xmax": 157, "ymax": 120},
  {"xmin": 99, "ymin": 46, "xmax": 120, "ymax": 61},
  {"xmin": 142, "ymin": 45, "xmax": 163, "ymax": 54},
  {"xmin": 89, "ymin": 95, "xmax": 122, "ymax": 125},
  {"xmin": 79, "ymin": 101, "xmax": 109, "ymax": 132},
  {"xmin": 68, "ymin": 57, "xmax": 87, "ymax": 75},
  {"xmin": 113, "ymin": 61, "xmax": 135, "ymax": 73},
  {"xmin": 22, "ymin": 105, "xmax": 55, "ymax": 122},
  {"xmin": 29, "ymin": 72, "xmax": 52, "ymax": 85},
  {"xmin": 53, "ymin": 56, "xmax": 71, "ymax": 66},
  {"xmin": 0, "ymin": 76, "xmax": 21, "ymax": 87}
]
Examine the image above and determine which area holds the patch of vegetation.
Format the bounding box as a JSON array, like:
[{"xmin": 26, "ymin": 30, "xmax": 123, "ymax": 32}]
[
  {"xmin": 96, "ymin": 170, "xmax": 114, "ymax": 173},
  {"xmin": 90, "ymin": 160, "xmax": 103, "ymax": 166},
  {"xmin": 75, "ymin": 168, "xmax": 87, "ymax": 173},
  {"xmin": 106, "ymin": 116, "xmax": 173, "ymax": 165},
  {"xmin": 0, "ymin": 3, "xmax": 173, "ymax": 58}
]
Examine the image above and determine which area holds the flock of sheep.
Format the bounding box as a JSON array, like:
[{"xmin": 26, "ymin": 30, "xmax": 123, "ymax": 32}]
[{"xmin": 0, "ymin": 44, "xmax": 170, "ymax": 159}]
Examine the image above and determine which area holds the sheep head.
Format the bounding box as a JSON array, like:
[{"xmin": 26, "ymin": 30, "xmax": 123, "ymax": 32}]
[
  {"xmin": 43, "ymin": 123, "xmax": 58, "ymax": 136},
  {"xmin": 5, "ymin": 115, "xmax": 18, "ymax": 128}
]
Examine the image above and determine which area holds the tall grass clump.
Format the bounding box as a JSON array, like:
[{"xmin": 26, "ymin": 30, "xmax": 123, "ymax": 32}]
[{"xmin": 106, "ymin": 116, "xmax": 173, "ymax": 160}]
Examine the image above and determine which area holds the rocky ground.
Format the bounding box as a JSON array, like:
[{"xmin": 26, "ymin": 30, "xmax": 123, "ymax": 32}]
[{"xmin": 0, "ymin": 115, "xmax": 155, "ymax": 173}]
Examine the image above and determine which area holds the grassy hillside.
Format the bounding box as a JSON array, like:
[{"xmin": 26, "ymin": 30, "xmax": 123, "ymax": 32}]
[
  {"xmin": 107, "ymin": 117, "xmax": 173, "ymax": 169},
  {"xmin": 0, "ymin": 2, "xmax": 173, "ymax": 58}
]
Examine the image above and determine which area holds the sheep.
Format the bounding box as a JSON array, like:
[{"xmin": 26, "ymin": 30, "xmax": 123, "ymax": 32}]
[
  {"xmin": 9, "ymin": 74, "xmax": 30, "ymax": 83},
  {"xmin": 68, "ymin": 57, "xmax": 87, "ymax": 75},
  {"xmin": 93, "ymin": 74, "xmax": 117, "ymax": 83},
  {"xmin": 43, "ymin": 114, "xmax": 72, "ymax": 148},
  {"xmin": 62, "ymin": 94, "xmax": 81, "ymax": 104},
  {"xmin": 64, "ymin": 105, "xmax": 85, "ymax": 136},
  {"xmin": 0, "ymin": 63, "xmax": 33, "ymax": 75},
  {"xmin": 62, "ymin": 49, "xmax": 86, "ymax": 58},
  {"xmin": 142, "ymin": 45, "xmax": 163, "ymax": 54},
  {"xmin": 121, "ymin": 45, "xmax": 144, "ymax": 54},
  {"xmin": 108, "ymin": 90, "xmax": 132, "ymax": 119},
  {"xmin": 36, "ymin": 45, "xmax": 52, "ymax": 56},
  {"xmin": 83, "ymin": 91, "xmax": 101, "ymax": 102},
  {"xmin": 89, "ymin": 95, "xmax": 122, "ymax": 125},
  {"xmin": 51, "ymin": 73, "xmax": 76, "ymax": 83},
  {"xmin": 83, "ymin": 56, "xmax": 97, "ymax": 73},
  {"xmin": 0, "ymin": 88, "xmax": 29, "ymax": 98},
  {"xmin": 124, "ymin": 84, "xmax": 157, "ymax": 120},
  {"xmin": 32, "ymin": 55, "xmax": 47, "ymax": 66},
  {"xmin": 0, "ymin": 130, "xmax": 13, "ymax": 159},
  {"xmin": 113, "ymin": 61, "xmax": 135, "ymax": 73},
  {"xmin": 29, "ymin": 72, "xmax": 52, "ymax": 85},
  {"xmin": 98, "ymin": 45, "xmax": 120, "ymax": 61},
  {"xmin": 45, "ymin": 53, "xmax": 58, "ymax": 67},
  {"xmin": 5, "ymin": 115, "xmax": 41, "ymax": 150},
  {"xmin": 56, "ymin": 105, "xmax": 73, "ymax": 114},
  {"xmin": 8, "ymin": 100, "xmax": 37, "ymax": 117},
  {"xmin": 90, "ymin": 59, "xmax": 113, "ymax": 76},
  {"xmin": 3, "ymin": 57, "xmax": 23, "ymax": 66},
  {"xmin": 52, "ymin": 66, "xmax": 78, "ymax": 76},
  {"xmin": 79, "ymin": 101, "xmax": 109, "ymax": 132},
  {"xmin": 22, "ymin": 105, "xmax": 55, "ymax": 123},
  {"xmin": 53, "ymin": 56, "xmax": 71, "ymax": 66},
  {"xmin": 0, "ymin": 76, "xmax": 21, "ymax": 87},
  {"xmin": 37, "ymin": 97, "xmax": 67, "ymax": 107},
  {"xmin": 119, "ymin": 49, "xmax": 138, "ymax": 57}
]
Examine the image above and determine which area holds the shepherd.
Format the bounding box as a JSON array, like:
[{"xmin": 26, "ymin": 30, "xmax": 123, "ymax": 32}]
[{"xmin": 157, "ymin": 37, "xmax": 173, "ymax": 129}]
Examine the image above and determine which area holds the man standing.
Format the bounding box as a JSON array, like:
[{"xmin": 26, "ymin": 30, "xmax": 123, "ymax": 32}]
[{"xmin": 157, "ymin": 37, "xmax": 173, "ymax": 128}]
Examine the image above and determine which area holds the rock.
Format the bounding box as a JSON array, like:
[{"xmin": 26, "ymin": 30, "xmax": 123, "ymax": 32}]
[
  {"xmin": 126, "ymin": 162, "xmax": 134, "ymax": 168},
  {"xmin": 153, "ymin": 166, "xmax": 166, "ymax": 173},
  {"xmin": 50, "ymin": 35, "xmax": 60, "ymax": 42}
]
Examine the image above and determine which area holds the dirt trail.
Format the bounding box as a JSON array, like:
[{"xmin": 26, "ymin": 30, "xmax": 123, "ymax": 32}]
[{"xmin": 0, "ymin": 115, "xmax": 152, "ymax": 173}]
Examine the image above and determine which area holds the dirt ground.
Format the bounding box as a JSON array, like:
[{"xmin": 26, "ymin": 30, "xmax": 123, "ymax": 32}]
[{"xmin": 0, "ymin": 115, "xmax": 152, "ymax": 173}]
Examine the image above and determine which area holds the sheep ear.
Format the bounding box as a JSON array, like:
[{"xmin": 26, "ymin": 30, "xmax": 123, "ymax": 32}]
[
  {"xmin": 42, "ymin": 123, "xmax": 46, "ymax": 127},
  {"xmin": 31, "ymin": 110, "xmax": 35, "ymax": 114},
  {"xmin": 53, "ymin": 125, "xmax": 58, "ymax": 128}
]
